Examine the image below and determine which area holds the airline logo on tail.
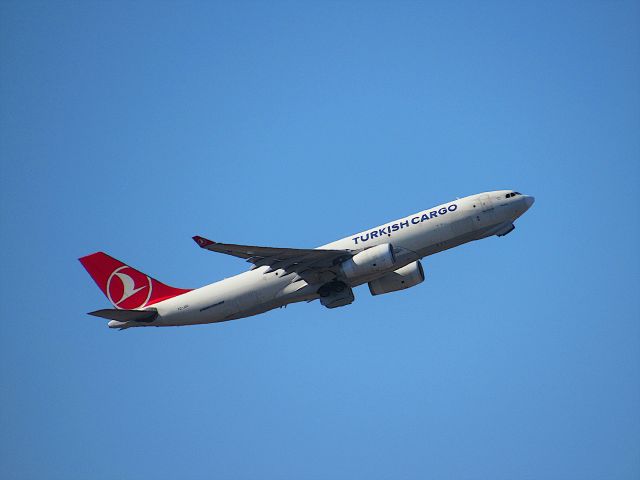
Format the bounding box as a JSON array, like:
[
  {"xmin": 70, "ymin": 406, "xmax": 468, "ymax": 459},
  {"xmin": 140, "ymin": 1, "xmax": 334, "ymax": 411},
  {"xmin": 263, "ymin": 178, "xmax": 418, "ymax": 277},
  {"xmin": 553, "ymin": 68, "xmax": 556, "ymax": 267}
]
[
  {"xmin": 106, "ymin": 266, "xmax": 153, "ymax": 309},
  {"xmin": 79, "ymin": 251, "xmax": 192, "ymax": 310}
]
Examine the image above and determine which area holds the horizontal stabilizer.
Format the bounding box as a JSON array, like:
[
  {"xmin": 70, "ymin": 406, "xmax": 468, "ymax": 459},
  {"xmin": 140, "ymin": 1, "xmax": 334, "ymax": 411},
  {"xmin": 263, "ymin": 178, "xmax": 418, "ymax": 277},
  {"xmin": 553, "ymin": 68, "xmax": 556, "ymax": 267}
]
[{"xmin": 88, "ymin": 308, "xmax": 158, "ymax": 323}]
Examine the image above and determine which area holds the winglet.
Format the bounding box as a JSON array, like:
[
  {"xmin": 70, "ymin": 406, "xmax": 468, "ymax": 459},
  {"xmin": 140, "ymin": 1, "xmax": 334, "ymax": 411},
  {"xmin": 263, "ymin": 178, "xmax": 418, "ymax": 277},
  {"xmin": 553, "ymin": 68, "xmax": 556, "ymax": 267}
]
[{"xmin": 193, "ymin": 236, "xmax": 215, "ymax": 248}]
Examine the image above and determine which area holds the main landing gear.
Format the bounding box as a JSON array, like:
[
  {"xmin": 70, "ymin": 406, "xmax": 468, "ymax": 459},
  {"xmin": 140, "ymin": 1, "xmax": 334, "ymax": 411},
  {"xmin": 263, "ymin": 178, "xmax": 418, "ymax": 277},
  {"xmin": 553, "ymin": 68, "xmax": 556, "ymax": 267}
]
[
  {"xmin": 317, "ymin": 281, "xmax": 347, "ymax": 297},
  {"xmin": 317, "ymin": 281, "xmax": 354, "ymax": 309}
]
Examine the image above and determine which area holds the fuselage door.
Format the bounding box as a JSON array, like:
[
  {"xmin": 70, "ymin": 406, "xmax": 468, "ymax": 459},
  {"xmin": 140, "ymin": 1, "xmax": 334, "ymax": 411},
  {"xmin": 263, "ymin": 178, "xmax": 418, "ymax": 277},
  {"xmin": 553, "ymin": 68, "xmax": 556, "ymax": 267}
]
[{"xmin": 473, "ymin": 194, "xmax": 495, "ymax": 228}]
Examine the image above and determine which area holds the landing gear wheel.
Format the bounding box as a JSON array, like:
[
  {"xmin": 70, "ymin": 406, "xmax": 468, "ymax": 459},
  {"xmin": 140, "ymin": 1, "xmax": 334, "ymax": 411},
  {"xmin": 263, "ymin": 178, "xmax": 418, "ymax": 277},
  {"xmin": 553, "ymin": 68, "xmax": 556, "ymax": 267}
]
[{"xmin": 318, "ymin": 281, "xmax": 347, "ymax": 297}]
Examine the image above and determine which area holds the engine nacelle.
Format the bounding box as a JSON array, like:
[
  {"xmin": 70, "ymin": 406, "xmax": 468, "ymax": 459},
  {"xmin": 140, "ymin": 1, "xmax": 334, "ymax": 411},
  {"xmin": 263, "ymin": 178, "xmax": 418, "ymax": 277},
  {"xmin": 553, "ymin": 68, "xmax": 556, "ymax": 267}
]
[
  {"xmin": 368, "ymin": 260, "xmax": 425, "ymax": 296},
  {"xmin": 341, "ymin": 243, "xmax": 396, "ymax": 279}
]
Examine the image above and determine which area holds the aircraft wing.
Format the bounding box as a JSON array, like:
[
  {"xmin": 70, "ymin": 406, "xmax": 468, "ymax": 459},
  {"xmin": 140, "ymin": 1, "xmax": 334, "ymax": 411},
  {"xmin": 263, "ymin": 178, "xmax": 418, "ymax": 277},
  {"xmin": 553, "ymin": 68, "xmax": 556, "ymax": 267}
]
[{"xmin": 193, "ymin": 235, "xmax": 353, "ymax": 280}]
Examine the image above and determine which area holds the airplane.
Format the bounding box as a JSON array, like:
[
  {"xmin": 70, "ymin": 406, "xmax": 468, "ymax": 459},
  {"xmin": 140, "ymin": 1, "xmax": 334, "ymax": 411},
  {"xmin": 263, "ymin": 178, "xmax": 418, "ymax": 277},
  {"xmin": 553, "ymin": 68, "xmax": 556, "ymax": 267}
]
[{"xmin": 80, "ymin": 190, "xmax": 534, "ymax": 329}]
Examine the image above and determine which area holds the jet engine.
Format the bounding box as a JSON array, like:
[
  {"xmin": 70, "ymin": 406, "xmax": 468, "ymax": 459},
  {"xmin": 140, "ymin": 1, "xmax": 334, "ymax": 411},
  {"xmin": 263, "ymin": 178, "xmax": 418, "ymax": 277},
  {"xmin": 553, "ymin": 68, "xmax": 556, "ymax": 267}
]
[
  {"xmin": 368, "ymin": 261, "xmax": 425, "ymax": 296},
  {"xmin": 341, "ymin": 243, "xmax": 396, "ymax": 279}
]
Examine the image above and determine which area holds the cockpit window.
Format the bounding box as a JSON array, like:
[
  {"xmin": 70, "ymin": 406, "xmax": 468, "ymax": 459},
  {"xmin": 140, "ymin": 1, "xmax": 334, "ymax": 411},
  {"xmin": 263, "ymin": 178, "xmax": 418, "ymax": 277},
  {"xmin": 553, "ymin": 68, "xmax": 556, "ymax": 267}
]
[{"xmin": 506, "ymin": 192, "xmax": 521, "ymax": 198}]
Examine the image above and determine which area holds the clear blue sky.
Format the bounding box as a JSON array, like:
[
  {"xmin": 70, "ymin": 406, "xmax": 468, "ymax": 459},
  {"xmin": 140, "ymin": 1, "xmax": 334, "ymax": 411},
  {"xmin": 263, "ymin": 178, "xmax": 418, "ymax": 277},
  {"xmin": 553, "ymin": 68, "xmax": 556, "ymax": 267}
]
[{"xmin": 1, "ymin": 1, "xmax": 638, "ymax": 479}]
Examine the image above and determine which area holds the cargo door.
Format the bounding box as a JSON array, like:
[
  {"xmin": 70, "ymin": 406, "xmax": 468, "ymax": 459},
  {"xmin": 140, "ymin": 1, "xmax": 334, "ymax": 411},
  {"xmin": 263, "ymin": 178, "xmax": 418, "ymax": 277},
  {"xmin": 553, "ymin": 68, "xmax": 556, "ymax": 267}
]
[{"xmin": 473, "ymin": 194, "xmax": 495, "ymax": 228}]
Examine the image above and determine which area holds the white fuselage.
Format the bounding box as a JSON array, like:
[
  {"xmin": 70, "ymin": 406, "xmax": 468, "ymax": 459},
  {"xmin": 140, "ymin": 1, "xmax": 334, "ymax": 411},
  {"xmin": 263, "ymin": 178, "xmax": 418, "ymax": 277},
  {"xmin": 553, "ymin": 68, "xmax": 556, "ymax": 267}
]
[{"xmin": 115, "ymin": 190, "xmax": 534, "ymax": 328}]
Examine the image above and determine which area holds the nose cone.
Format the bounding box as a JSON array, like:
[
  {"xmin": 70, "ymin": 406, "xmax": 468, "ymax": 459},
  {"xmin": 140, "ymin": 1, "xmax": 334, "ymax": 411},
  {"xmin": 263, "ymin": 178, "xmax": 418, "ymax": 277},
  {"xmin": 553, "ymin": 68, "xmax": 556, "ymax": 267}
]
[{"xmin": 525, "ymin": 195, "xmax": 535, "ymax": 209}]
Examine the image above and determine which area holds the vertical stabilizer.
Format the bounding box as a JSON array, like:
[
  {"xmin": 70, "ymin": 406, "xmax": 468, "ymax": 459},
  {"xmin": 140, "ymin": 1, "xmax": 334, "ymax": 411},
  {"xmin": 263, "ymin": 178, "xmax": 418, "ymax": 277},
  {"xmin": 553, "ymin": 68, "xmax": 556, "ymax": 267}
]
[{"xmin": 79, "ymin": 252, "xmax": 191, "ymax": 309}]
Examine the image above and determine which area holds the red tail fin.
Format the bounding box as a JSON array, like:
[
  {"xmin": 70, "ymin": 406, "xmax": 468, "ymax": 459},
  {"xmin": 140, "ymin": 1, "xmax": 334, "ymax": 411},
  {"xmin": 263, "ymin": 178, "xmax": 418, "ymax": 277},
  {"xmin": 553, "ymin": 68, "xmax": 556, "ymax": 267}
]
[{"xmin": 79, "ymin": 252, "xmax": 192, "ymax": 309}]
